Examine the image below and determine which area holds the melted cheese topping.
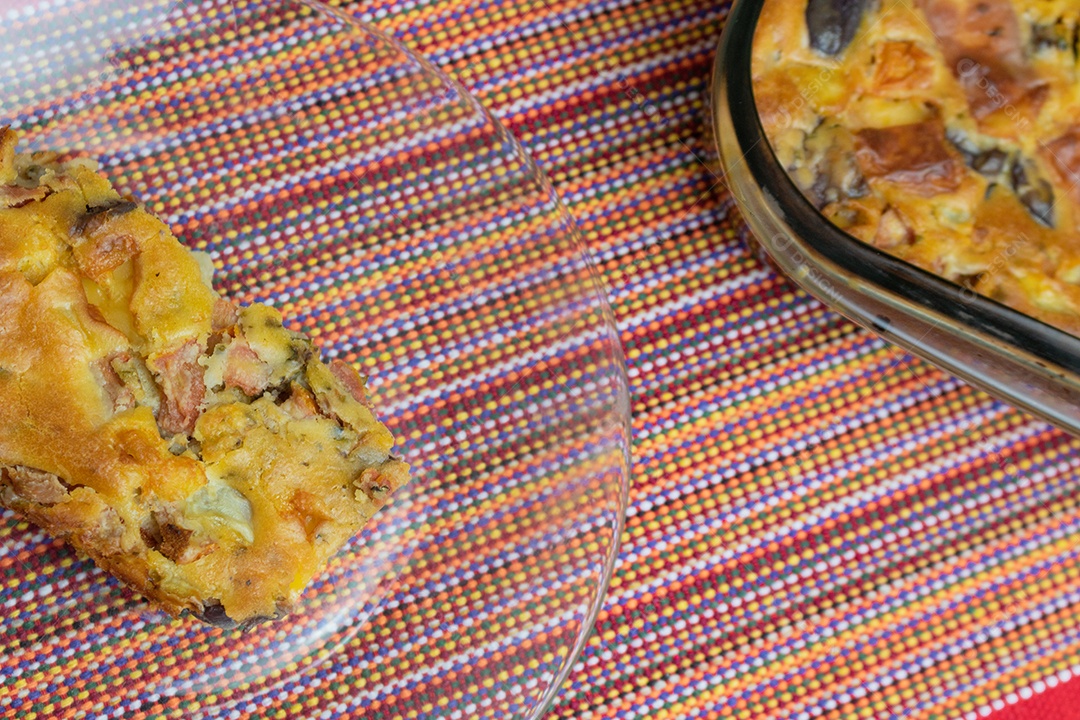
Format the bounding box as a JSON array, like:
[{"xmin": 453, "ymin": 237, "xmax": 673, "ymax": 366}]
[
  {"xmin": 0, "ymin": 128, "xmax": 409, "ymax": 626},
  {"xmin": 754, "ymin": 0, "xmax": 1080, "ymax": 335}
]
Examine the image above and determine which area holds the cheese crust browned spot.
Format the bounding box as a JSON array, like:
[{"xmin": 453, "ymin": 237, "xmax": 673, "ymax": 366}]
[{"xmin": 855, "ymin": 119, "xmax": 965, "ymax": 194}]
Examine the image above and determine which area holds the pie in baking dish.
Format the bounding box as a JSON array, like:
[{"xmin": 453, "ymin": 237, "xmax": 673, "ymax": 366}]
[
  {"xmin": 0, "ymin": 127, "xmax": 409, "ymax": 628},
  {"xmin": 753, "ymin": 0, "xmax": 1080, "ymax": 335}
]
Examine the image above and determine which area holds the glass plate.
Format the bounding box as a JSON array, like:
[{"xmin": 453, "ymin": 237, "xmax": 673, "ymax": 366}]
[{"xmin": 0, "ymin": 1, "xmax": 631, "ymax": 717}]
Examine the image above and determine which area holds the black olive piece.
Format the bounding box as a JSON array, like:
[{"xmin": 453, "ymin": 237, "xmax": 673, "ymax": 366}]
[
  {"xmin": 806, "ymin": 0, "xmax": 872, "ymax": 56},
  {"xmin": 947, "ymin": 129, "xmax": 979, "ymax": 165},
  {"xmin": 73, "ymin": 199, "xmax": 138, "ymax": 236},
  {"xmin": 1010, "ymin": 159, "xmax": 1056, "ymax": 228},
  {"xmin": 946, "ymin": 129, "xmax": 1007, "ymax": 177},
  {"xmin": 972, "ymin": 149, "xmax": 1007, "ymax": 176},
  {"xmin": 809, "ymin": 171, "xmax": 832, "ymax": 208},
  {"xmin": 237, "ymin": 613, "xmax": 282, "ymax": 631},
  {"xmin": 195, "ymin": 599, "xmax": 237, "ymax": 629},
  {"xmin": 847, "ymin": 174, "xmax": 870, "ymax": 199},
  {"xmin": 191, "ymin": 599, "xmax": 287, "ymax": 631},
  {"xmin": 1031, "ymin": 20, "xmax": 1071, "ymax": 53}
]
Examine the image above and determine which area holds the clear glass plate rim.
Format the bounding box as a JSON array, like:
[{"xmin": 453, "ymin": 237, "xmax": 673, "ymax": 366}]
[{"xmin": 0, "ymin": 0, "xmax": 634, "ymax": 714}]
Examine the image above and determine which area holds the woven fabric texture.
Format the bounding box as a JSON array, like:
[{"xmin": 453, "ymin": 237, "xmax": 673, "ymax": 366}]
[
  {"xmin": 328, "ymin": 0, "xmax": 1080, "ymax": 717},
  {"xmin": 1, "ymin": 0, "xmax": 1079, "ymax": 716}
]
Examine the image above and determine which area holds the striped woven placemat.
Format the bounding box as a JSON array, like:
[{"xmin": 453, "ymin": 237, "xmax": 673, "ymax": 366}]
[
  {"xmin": 2, "ymin": 0, "xmax": 1079, "ymax": 716},
  {"xmin": 330, "ymin": 0, "xmax": 1080, "ymax": 717},
  {"xmin": 0, "ymin": 2, "xmax": 628, "ymax": 718}
]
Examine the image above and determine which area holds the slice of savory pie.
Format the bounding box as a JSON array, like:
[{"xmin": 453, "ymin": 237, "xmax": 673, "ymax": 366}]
[{"xmin": 0, "ymin": 128, "xmax": 409, "ymax": 628}]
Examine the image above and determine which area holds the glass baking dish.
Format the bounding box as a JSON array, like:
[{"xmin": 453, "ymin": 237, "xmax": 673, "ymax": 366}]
[{"xmin": 710, "ymin": 0, "xmax": 1080, "ymax": 436}]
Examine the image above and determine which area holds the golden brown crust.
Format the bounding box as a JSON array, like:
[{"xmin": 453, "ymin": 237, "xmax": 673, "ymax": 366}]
[
  {"xmin": 754, "ymin": 0, "xmax": 1080, "ymax": 335},
  {"xmin": 854, "ymin": 118, "xmax": 966, "ymax": 194},
  {"xmin": 0, "ymin": 129, "xmax": 409, "ymax": 627}
]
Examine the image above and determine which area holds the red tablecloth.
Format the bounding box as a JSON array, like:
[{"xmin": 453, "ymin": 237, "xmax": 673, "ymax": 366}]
[{"xmin": 993, "ymin": 673, "xmax": 1080, "ymax": 720}]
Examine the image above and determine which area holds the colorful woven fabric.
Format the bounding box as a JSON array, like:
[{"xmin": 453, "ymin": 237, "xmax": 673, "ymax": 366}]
[
  {"xmin": 3, "ymin": 0, "xmax": 1080, "ymax": 715},
  {"xmin": 1, "ymin": 2, "xmax": 627, "ymax": 718},
  {"xmin": 327, "ymin": 0, "xmax": 1080, "ymax": 717}
]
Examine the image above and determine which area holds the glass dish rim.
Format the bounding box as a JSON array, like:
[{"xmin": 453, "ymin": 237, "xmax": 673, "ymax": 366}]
[
  {"xmin": 711, "ymin": 0, "xmax": 1080, "ymax": 392},
  {"xmin": 369, "ymin": 6, "xmax": 639, "ymax": 707}
]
